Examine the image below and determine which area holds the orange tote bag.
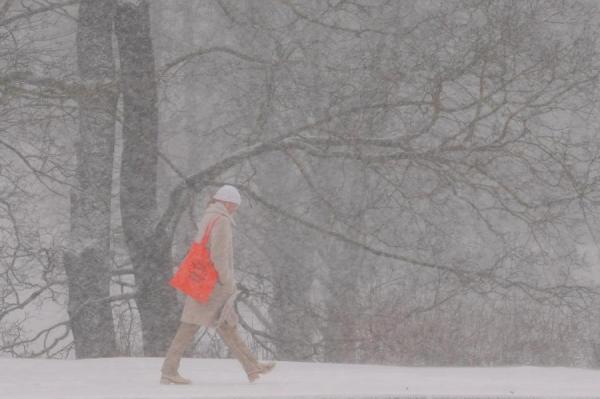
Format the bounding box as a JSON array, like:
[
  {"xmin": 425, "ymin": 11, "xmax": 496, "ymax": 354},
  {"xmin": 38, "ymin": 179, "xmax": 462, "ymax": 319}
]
[{"xmin": 170, "ymin": 216, "xmax": 220, "ymax": 303}]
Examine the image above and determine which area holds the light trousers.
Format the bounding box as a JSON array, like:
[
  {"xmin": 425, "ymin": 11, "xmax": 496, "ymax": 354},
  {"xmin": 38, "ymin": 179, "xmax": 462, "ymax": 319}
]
[{"xmin": 161, "ymin": 321, "xmax": 261, "ymax": 376}]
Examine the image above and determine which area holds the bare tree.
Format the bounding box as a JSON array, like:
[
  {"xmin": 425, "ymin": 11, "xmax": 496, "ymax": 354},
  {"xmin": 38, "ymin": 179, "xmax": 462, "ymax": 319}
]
[{"xmin": 153, "ymin": 0, "xmax": 600, "ymax": 364}]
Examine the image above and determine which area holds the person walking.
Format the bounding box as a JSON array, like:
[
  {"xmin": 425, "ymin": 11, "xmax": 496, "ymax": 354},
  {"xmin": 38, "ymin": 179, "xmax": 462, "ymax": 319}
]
[{"xmin": 160, "ymin": 184, "xmax": 275, "ymax": 384}]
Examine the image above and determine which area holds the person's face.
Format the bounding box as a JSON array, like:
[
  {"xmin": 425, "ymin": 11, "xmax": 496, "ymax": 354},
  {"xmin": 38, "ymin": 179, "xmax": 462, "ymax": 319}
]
[{"xmin": 223, "ymin": 201, "xmax": 238, "ymax": 215}]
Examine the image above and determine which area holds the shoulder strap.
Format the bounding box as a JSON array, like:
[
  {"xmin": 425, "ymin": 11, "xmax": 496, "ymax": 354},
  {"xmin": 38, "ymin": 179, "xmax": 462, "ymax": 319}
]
[{"xmin": 199, "ymin": 216, "xmax": 220, "ymax": 245}]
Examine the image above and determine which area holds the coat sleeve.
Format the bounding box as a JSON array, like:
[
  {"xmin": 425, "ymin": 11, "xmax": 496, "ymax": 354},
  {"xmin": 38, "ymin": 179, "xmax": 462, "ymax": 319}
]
[{"xmin": 209, "ymin": 216, "xmax": 233, "ymax": 286}]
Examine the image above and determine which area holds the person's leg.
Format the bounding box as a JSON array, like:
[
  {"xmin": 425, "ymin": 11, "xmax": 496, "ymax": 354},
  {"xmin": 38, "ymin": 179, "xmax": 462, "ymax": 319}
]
[
  {"xmin": 161, "ymin": 322, "xmax": 200, "ymax": 383},
  {"xmin": 232, "ymin": 332, "xmax": 276, "ymax": 375},
  {"xmin": 216, "ymin": 322, "xmax": 262, "ymax": 380}
]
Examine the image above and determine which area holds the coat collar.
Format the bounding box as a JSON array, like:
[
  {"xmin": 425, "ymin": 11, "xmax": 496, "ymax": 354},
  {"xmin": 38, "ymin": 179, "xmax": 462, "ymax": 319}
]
[{"xmin": 206, "ymin": 201, "xmax": 237, "ymax": 226}]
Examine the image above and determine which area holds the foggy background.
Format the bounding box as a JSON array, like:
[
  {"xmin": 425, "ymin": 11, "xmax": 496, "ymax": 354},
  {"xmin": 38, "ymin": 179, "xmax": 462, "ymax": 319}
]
[{"xmin": 2, "ymin": 0, "xmax": 600, "ymax": 368}]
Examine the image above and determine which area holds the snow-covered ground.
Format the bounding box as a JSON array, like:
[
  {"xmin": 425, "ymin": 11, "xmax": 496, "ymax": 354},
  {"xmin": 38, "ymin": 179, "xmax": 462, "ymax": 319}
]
[{"xmin": 1, "ymin": 357, "xmax": 599, "ymax": 399}]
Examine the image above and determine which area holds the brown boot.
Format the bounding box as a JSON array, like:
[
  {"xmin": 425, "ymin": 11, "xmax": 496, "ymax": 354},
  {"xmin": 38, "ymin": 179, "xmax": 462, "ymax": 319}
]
[
  {"xmin": 216, "ymin": 323, "xmax": 262, "ymax": 382},
  {"xmin": 234, "ymin": 334, "xmax": 276, "ymax": 381},
  {"xmin": 246, "ymin": 361, "xmax": 276, "ymax": 383},
  {"xmin": 160, "ymin": 322, "xmax": 199, "ymax": 384},
  {"xmin": 160, "ymin": 374, "xmax": 192, "ymax": 385},
  {"xmin": 258, "ymin": 361, "xmax": 276, "ymax": 375}
]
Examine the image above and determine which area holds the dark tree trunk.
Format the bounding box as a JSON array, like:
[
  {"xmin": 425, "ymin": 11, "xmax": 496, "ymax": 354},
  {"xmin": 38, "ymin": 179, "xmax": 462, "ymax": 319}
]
[
  {"xmin": 115, "ymin": 0, "xmax": 180, "ymax": 356},
  {"xmin": 64, "ymin": 0, "xmax": 118, "ymax": 358}
]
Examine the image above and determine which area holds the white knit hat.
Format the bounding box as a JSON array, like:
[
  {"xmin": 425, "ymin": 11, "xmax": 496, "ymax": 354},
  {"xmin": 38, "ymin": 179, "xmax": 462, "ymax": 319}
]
[{"xmin": 213, "ymin": 184, "xmax": 241, "ymax": 205}]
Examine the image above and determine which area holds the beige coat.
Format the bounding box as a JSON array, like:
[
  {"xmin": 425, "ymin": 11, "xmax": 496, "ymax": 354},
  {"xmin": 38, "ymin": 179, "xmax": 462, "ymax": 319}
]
[{"xmin": 180, "ymin": 201, "xmax": 238, "ymax": 328}]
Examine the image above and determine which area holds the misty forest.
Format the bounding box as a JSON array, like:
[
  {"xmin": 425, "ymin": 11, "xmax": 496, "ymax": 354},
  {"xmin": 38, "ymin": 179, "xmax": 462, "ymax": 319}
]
[{"xmin": 3, "ymin": 0, "xmax": 600, "ymax": 370}]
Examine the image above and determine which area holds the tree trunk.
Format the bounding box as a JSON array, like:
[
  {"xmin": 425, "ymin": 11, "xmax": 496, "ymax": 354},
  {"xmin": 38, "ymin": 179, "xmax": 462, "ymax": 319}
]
[
  {"xmin": 64, "ymin": 0, "xmax": 118, "ymax": 358},
  {"xmin": 115, "ymin": 0, "xmax": 180, "ymax": 356}
]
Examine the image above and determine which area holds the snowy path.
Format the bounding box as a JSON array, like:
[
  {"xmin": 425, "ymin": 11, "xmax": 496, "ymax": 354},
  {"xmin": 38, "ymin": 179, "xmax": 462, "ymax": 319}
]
[{"xmin": 1, "ymin": 357, "xmax": 599, "ymax": 399}]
